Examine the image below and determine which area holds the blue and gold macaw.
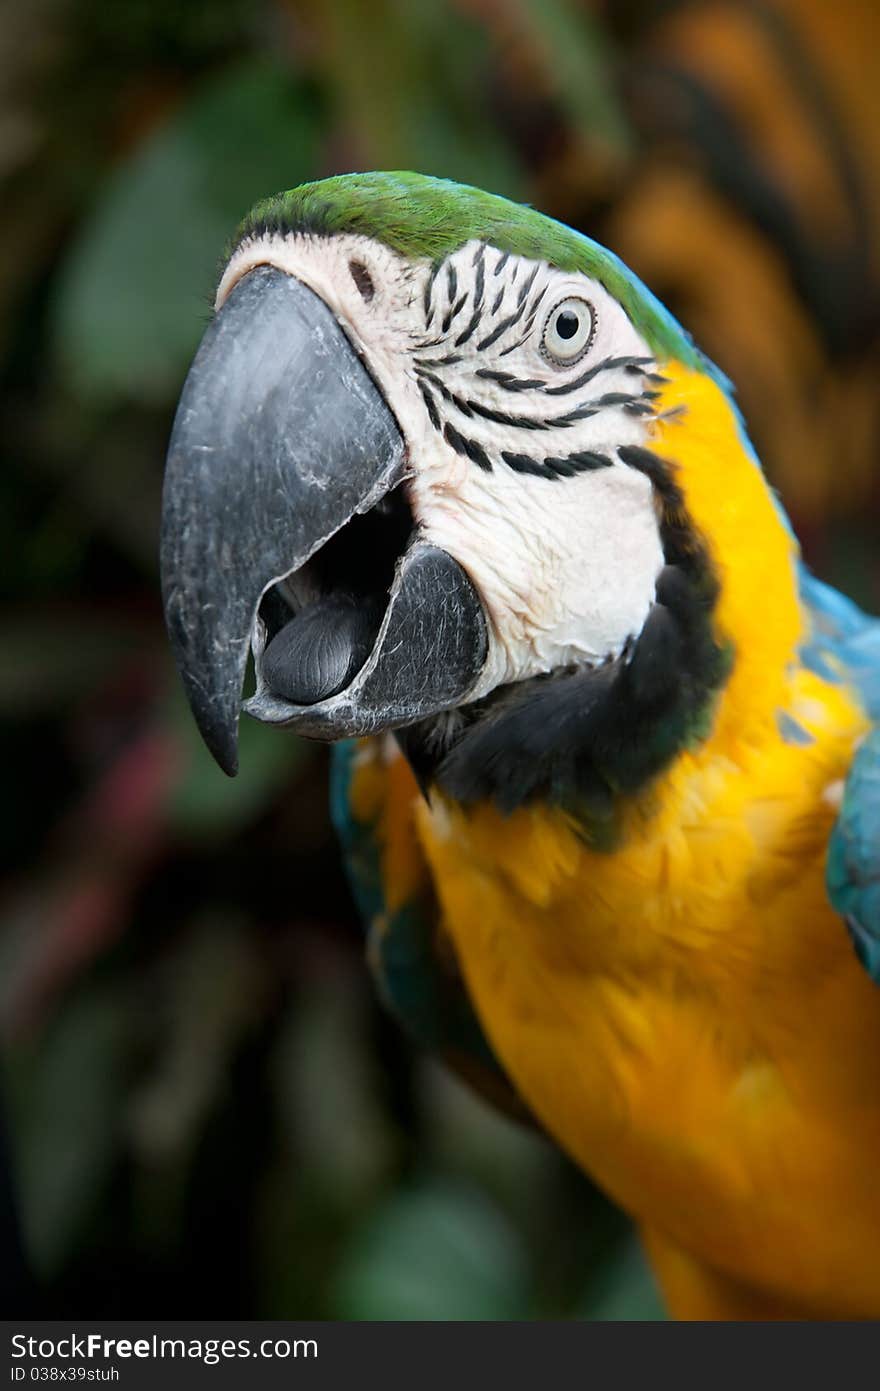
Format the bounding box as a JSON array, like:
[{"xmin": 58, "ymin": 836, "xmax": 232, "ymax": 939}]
[{"xmin": 160, "ymin": 172, "xmax": 880, "ymax": 1319}]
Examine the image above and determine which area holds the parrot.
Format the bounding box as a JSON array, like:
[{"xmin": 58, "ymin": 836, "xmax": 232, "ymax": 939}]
[{"xmin": 160, "ymin": 171, "xmax": 880, "ymax": 1320}]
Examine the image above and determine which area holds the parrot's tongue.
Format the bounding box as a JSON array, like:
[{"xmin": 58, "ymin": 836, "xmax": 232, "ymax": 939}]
[
  {"xmin": 260, "ymin": 594, "xmax": 385, "ymax": 705},
  {"xmin": 253, "ymin": 478, "xmax": 416, "ymax": 708}
]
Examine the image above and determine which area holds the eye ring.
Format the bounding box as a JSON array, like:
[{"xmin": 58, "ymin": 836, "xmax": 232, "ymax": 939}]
[{"xmin": 541, "ymin": 296, "xmax": 596, "ymax": 366}]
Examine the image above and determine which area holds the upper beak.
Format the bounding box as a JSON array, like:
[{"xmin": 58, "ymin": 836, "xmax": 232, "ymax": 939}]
[{"xmin": 160, "ymin": 265, "xmax": 487, "ymax": 775}]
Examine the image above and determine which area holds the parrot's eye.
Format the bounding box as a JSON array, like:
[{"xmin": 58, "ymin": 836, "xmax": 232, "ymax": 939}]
[{"xmin": 541, "ymin": 296, "xmax": 596, "ymax": 365}]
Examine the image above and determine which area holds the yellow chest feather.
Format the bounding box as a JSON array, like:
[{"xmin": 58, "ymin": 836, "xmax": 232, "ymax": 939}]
[
  {"xmin": 364, "ymin": 363, "xmax": 880, "ymax": 1314},
  {"xmin": 414, "ymin": 652, "xmax": 880, "ymax": 1315}
]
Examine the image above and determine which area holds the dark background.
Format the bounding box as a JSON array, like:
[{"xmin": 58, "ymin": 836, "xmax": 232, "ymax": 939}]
[{"xmin": 1, "ymin": 0, "xmax": 878, "ymax": 1318}]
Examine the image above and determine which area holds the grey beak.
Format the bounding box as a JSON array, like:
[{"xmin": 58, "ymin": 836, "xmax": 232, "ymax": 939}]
[{"xmin": 160, "ymin": 265, "xmax": 487, "ymax": 775}]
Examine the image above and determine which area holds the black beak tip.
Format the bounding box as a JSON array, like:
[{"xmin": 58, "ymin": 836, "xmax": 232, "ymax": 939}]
[
  {"xmin": 212, "ymin": 739, "xmax": 240, "ymax": 780},
  {"xmin": 187, "ymin": 689, "xmax": 241, "ymax": 778}
]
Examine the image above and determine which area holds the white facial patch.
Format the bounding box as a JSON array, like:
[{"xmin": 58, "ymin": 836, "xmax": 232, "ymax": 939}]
[{"xmin": 219, "ymin": 231, "xmax": 666, "ymax": 697}]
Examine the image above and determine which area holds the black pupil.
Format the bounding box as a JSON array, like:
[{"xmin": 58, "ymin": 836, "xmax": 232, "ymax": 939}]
[{"xmin": 556, "ymin": 308, "xmax": 580, "ymax": 341}]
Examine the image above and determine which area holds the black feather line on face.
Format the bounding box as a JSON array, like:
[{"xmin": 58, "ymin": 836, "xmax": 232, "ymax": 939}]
[
  {"xmin": 417, "ymin": 368, "xmax": 541, "ymax": 432},
  {"xmin": 398, "ymin": 448, "xmax": 730, "ymax": 834},
  {"xmin": 417, "ymin": 367, "xmax": 605, "ymax": 432},
  {"xmin": 416, "ymin": 372, "xmax": 656, "ymax": 452},
  {"xmin": 524, "ymin": 281, "xmax": 549, "ymax": 320},
  {"xmin": 501, "ymin": 449, "xmax": 613, "ymax": 479},
  {"xmin": 547, "ymin": 450, "xmax": 613, "ymax": 473},
  {"xmin": 497, "ymin": 332, "xmax": 532, "ymax": 358},
  {"xmin": 472, "ymin": 246, "xmax": 486, "ymax": 305},
  {"xmin": 419, "ymin": 381, "xmax": 441, "ymax": 431},
  {"xmin": 616, "ymin": 447, "xmax": 698, "ymax": 576},
  {"xmin": 454, "ymin": 307, "xmax": 484, "ymax": 347},
  {"xmin": 475, "ymin": 369, "xmax": 545, "ymax": 392},
  {"xmin": 553, "ymin": 401, "xmax": 599, "ymax": 425},
  {"xmin": 477, "ymin": 293, "xmax": 530, "ymax": 351},
  {"xmin": 442, "ymin": 292, "xmax": 468, "ymax": 333},
  {"xmin": 444, "ymin": 421, "xmax": 493, "ymax": 471},
  {"xmin": 453, "ymin": 250, "xmax": 488, "ymax": 346},
  {"xmin": 468, "ymin": 393, "xmax": 586, "ymax": 430},
  {"xmin": 544, "ymin": 355, "xmax": 653, "ymax": 396},
  {"xmin": 423, "ymin": 261, "xmax": 441, "ymax": 326},
  {"xmin": 500, "ymin": 452, "xmax": 563, "ymax": 480},
  {"xmin": 497, "ymin": 286, "xmax": 549, "ymax": 361},
  {"xmin": 592, "ymin": 392, "xmax": 644, "ymax": 408},
  {"xmin": 517, "ymin": 263, "xmax": 540, "ymax": 306}
]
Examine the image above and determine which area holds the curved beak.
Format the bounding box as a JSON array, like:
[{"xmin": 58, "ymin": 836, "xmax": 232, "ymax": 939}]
[{"xmin": 160, "ymin": 266, "xmax": 487, "ymax": 775}]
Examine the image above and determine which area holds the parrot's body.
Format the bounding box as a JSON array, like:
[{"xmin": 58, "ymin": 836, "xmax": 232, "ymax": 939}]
[{"xmin": 161, "ymin": 172, "xmax": 880, "ymax": 1319}]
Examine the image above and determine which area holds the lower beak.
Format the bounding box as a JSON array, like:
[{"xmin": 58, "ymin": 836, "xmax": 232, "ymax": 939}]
[{"xmin": 160, "ymin": 266, "xmax": 487, "ymax": 775}]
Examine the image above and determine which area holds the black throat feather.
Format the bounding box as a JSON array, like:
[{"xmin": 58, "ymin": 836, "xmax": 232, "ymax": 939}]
[{"xmin": 397, "ymin": 445, "xmax": 732, "ymax": 843}]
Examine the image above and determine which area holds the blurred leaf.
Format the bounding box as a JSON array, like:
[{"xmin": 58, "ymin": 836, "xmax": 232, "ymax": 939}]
[
  {"xmin": 313, "ymin": 0, "xmax": 523, "ymax": 195},
  {"xmin": 421, "ymin": 1057, "xmax": 554, "ymax": 1217},
  {"xmin": 53, "ymin": 60, "xmax": 321, "ymax": 406},
  {"xmin": 5, "ymin": 987, "xmax": 127, "ymax": 1277},
  {"xmin": 38, "ymin": 404, "xmax": 168, "ymax": 573},
  {"xmin": 74, "ymin": 0, "xmax": 255, "ymax": 64},
  {"xmin": 128, "ymin": 916, "xmax": 266, "ymax": 1165},
  {"xmin": 580, "ymin": 1234, "xmax": 665, "ymax": 1322},
  {"xmin": 274, "ymin": 970, "xmax": 397, "ymax": 1204},
  {"xmin": 332, "ymin": 1178, "xmax": 530, "ymax": 1319},
  {"xmin": 166, "ymin": 681, "xmax": 309, "ymax": 835},
  {"xmin": 518, "ymin": 0, "xmax": 632, "ymax": 157},
  {"xmin": 0, "ymin": 609, "xmax": 150, "ymax": 715}
]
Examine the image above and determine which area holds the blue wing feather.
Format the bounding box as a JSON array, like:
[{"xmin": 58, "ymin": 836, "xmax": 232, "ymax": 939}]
[
  {"xmin": 827, "ymin": 728, "xmax": 880, "ymax": 981},
  {"xmin": 799, "ymin": 570, "xmax": 880, "ymax": 717},
  {"xmin": 800, "ymin": 570, "xmax": 880, "ymax": 981}
]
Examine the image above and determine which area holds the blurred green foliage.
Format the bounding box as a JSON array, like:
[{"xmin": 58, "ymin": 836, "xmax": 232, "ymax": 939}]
[
  {"xmin": 1, "ymin": 0, "xmax": 875, "ymax": 1320},
  {"xmin": 55, "ymin": 61, "xmax": 322, "ymax": 405}
]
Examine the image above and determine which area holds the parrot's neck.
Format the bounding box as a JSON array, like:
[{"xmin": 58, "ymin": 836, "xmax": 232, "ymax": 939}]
[{"xmin": 647, "ymin": 362, "xmax": 805, "ymax": 750}]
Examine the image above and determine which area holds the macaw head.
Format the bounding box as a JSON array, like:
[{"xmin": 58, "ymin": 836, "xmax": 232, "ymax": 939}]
[{"xmin": 162, "ymin": 172, "xmax": 800, "ymax": 816}]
